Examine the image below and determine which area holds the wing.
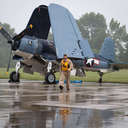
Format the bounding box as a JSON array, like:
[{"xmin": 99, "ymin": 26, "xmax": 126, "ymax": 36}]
[
  {"xmin": 26, "ymin": 5, "xmax": 50, "ymax": 39},
  {"xmin": 48, "ymin": 4, "xmax": 84, "ymax": 59},
  {"xmin": 79, "ymin": 39, "xmax": 94, "ymax": 58}
]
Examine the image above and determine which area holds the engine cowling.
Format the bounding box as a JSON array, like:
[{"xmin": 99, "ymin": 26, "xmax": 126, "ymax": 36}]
[{"xmin": 18, "ymin": 36, "xmax": 56, "ymax": 56}]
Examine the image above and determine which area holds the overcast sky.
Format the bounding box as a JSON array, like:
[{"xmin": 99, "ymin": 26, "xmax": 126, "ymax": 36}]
[{"xmin": 0, "ymin": 0, "xmax": 128, "ymax": 33}]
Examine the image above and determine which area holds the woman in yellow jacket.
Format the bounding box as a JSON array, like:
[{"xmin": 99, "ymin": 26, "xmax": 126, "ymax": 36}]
[{"xmin": 59, "ymin": 54, "xmax": 73, "ymax": 90}]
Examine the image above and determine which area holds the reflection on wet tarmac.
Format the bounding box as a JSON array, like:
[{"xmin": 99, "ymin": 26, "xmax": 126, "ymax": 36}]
[{"xmin": 0, "ymin": 80, "xmax": 128, "ymax": 128}]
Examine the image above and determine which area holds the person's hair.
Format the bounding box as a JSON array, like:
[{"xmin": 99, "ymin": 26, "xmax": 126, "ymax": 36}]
[{"xmin": 64, "ymin": 54, "xmax": 67, "ymax": 56}]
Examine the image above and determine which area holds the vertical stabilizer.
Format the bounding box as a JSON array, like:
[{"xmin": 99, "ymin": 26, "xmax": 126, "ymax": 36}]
[{"xmin": 99, "ymin": 37, "xmax": 115, "ymax": 62}]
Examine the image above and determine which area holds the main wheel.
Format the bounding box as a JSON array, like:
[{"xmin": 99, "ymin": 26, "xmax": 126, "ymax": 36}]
[
  {"xmin": 45, "ymin": 72, "xmax": 56, "ymax": 84},
  {"xmin": 9, "ymin": 71, "xmax": 20, "ymax": 82}
]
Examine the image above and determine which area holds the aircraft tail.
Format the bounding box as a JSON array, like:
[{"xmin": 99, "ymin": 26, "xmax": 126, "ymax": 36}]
[{"xmin": 99, "ymin": 37, "xmax": 115, "ymax": 62}]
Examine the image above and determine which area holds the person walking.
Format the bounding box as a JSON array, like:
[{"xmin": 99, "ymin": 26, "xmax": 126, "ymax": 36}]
[{"xmin": 59, "ymin": 54, "xmax": 73, "ymax": 90}]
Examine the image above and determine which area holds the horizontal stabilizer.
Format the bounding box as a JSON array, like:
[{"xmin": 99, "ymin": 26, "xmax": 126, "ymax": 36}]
[
  {"xmin": 48, "ymin": 4, "xmax": 84, "ymax": 59},
  {"xmin": 99, "ymin": 37, "xmax": 115, "ymax": 62},
  {"xmin": 111, "ymin": 63, "xmax": 128, "ymax": 69}
]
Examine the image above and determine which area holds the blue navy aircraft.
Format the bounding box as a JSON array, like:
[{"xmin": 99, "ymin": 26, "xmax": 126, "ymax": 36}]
[{"xmin": 0, "ymin": 4, "xmax": 128, "ymax": 83}]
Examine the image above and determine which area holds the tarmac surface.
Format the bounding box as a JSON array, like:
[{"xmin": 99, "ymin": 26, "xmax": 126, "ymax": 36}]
[{"xmin": 0, "ymin": 79, "xmax": 128, "ymax": 128}]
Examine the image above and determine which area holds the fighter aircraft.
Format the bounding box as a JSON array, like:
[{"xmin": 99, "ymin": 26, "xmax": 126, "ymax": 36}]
[{"xmin": 0, "ymin": 4, "xmax": 128, "ymax": 84}]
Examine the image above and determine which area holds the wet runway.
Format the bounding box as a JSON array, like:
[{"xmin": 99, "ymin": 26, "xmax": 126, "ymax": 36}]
[{"xmin": 0, "ymin": 80, "xmax": 128, "ymax": 128}]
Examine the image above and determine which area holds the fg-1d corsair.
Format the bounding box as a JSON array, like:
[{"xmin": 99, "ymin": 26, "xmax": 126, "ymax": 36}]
[{"xmin": 0, "ymin": 4, "xmax": 128, "ymax": 84}]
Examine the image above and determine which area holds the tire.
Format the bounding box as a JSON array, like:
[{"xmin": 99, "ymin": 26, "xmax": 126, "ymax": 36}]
[
  {"xmin": 9, "ymin": 71, "xmax": 20, "ymax": 82},
  {"xmin": 45, "ymin": 72, "xmax": 56, "ymax": 84},
  {"xmin": 99, "ymin": 78, "xmax": 102, "ymax": 83}
]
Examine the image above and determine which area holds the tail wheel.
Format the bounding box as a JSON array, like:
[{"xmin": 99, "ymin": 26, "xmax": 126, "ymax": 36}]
[
  {"xmin": 98, "ymin": 72, "xmax": 103, "ymax": 83},
  {"xmin": 45, "ymin": 72, "xmax": 56, "ymax": 84},
  {"xmin": 99, "ymin": 78, "xmax": 102, "ymax": 83},
  {"xmin": 9, "ymin": 71, "xmax": 20, "ymax": 82}
]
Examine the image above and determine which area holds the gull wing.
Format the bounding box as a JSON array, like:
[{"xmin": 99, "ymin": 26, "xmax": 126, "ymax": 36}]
[
  {"xmin": 48, "ymin": 4, "xmax": 84, "ymax": 59},
  {"xmin": 26, "ymin": 5, "xmax": 50, "ymax": 39}
]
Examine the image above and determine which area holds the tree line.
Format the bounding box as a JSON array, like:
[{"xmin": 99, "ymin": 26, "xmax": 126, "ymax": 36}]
[
  {"xmin": 0, "ymin": 12, "xmax": 128, "ymax": 67},
  {"xmin": 77, "ymin": 12, "xmax": 128, "ymax": 62}
]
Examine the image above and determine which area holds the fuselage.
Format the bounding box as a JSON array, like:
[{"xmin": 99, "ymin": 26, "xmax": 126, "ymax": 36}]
[
  {"xmin": 13, "ymin": 35, "xmax": 115, "ymax": 74},
  {"xmin": 13, "ymin": 35, "xmax": 56, "ymax": 60}
]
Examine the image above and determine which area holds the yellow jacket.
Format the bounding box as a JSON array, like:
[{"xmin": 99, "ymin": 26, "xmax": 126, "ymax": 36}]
[{"xmin": 61, "ymin": 58, "xmax": 73, "ymax": 71}]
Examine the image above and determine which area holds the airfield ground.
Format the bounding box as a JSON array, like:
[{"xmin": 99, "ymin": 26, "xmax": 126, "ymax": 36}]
[{"xmin": 0, "ymin": 80, "xmax": 128, "ymax": 127}]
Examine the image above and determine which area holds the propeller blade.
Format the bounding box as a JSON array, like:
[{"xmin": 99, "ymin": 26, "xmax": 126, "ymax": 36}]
[
  {"xmin": 7, "ymin": 46, "xmax": 12, "ymax": 72},
  {"xmin": 0, "ymin": 25, "xmax": 12, "ymax": 41},
  {"xmin": 13, "ymin": 24, "xmax": 33, "ymax": 41}
]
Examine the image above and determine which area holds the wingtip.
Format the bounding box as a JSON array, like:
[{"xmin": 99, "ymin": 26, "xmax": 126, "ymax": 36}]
[{"xmin": 0, "ymin": 26, "xmax": 2, "ymax": 30}]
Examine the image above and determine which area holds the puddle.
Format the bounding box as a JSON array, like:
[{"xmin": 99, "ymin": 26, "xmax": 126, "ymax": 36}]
[{"xmin": 0, "ymin": 80, "xmax": 128, "ymax": 128}]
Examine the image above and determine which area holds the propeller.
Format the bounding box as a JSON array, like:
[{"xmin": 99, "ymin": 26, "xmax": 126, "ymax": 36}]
[
  {"xmin": 7, "ymin": 46, "xmax": 12, "ymax": 72},
  {"xmin": 0, "ymin": 25, "xmax": 13, "ymax": 73},
  {"xmin": 0, "ymin": 24, "xmax": 33, "ymax": 72}
]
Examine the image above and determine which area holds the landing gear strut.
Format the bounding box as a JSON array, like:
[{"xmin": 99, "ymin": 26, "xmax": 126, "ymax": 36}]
[
  {"xmin": 9, "ymin": 62, "xmax": 21, "ymax": 83},
  {"xmin": 44, "ymin": 62, "xmax": 56, "ymax": 84},
  {"xmin": 99, "ymin": 72, "xmax": 103, "ymax": 83}
]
